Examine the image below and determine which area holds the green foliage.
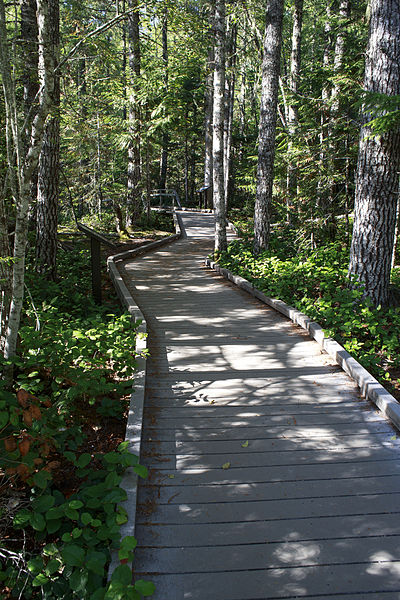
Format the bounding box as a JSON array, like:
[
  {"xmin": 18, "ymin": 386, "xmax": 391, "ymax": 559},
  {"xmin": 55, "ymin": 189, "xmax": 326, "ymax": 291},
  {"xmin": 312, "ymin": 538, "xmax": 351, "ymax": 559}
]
[
  {"xmin": 0, "ymin": 248, "xmax": 153, "ymax": 599},
  {"xmin": 217, "ymin": 237, "xmax": 400, "ymax": 388}
]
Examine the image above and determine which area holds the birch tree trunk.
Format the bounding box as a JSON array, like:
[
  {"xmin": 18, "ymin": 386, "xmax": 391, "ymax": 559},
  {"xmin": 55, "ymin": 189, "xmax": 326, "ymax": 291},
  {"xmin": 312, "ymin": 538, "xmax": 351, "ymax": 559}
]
[
  {"xmin": 0, "ymin": 190, "xmax": 11, "ymax": 354},
  {"xmin": 212, "ymin": 0, "xmax": 227, "ymax": 253},
  {"xmin": 0, "ymin": 0, "xmax": 55, "ymax": 360},
  {"xmin": 36, "ymin": 0, "xmax": 60, "ymax": 280},
  {"xmin": 254, "ymin": 0, "xmax": 284, "ymax": 254},
  {"xmin": 159, "ymin": 6, "xmax": 168, "ymax": 190},
  {"xmin": 286, "ymin": 0, "xmax": 303, "ymax": 212},
  {"xmin": 224, "ymin": 20, "xmax": 237, "ymax": 212},
  {"xmin": 348, "ymin": 0, "xmax": 400, "ymax": 307},
  {"xmin": 126, "ymin": 0, "xmax": 141, "ymax": 228}
]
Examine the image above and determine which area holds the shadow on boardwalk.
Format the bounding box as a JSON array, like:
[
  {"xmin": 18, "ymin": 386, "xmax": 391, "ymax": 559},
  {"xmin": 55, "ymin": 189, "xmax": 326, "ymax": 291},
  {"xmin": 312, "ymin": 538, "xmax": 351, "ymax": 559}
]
[{"xmin": 119, "ymin": 211, "xmax": 400, "ymax": 600}]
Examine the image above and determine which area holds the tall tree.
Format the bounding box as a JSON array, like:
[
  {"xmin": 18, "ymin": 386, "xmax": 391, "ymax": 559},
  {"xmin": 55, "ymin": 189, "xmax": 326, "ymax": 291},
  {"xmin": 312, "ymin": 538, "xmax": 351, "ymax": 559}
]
[
  {"xmin": 36, "ymin": 0, "xmax": 60, "ymax": 280},
  {"xmin": 126, "ymin": 0, "xmax": 141, "ymax": 227},
  {"xmin": 204, "ymin": 43, "xmax": 214, "ymax": 197},
  {"xmin": 348, "ymin": 0, "xmax": 400, "ymax": 307},
  {"xmin": 286, "ymin": 0, "xmax": 303, "ymax": 209},
  {"xmin": 223, "ymin": 18, "xmax": 237, "ymax": 211},
  {"xmin": 0, "ymin": 0, "xmax": 56, "ymax": 361},
  {"xmin": 159, "ymin": 4, "xmax": 169, "ymax": 190},
  {"xmin": 253, "ymin": 0, "xmax": 284, "ymax": 253},
  {"xmin": 212, "ymin": 0, "xmax": 227, "ymax": 252}
]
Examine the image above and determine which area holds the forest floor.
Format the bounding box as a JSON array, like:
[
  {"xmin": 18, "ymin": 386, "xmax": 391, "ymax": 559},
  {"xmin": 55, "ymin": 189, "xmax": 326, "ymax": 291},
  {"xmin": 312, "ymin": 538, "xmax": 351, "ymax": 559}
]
[{"xmin": 0, "ymin": 221, "xmax": 173, "ymax": 598}]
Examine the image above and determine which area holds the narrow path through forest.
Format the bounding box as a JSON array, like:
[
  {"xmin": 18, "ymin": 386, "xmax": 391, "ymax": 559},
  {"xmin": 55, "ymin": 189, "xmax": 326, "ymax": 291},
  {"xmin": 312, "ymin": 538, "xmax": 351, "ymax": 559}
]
[{"xmin": 119, "ymin": 211, "xmax": 400, "ymax": 600}]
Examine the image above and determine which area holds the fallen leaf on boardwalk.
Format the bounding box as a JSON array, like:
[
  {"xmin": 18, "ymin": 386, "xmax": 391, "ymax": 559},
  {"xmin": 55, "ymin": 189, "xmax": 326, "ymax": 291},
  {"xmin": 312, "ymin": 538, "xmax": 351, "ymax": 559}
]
[
  {"xmin": 241, "ymin": 440, "xmax": 249, "ymax": 448},
  {"xmin": 209, "ymin": 399, "xmax": 215, "ymax": 404},
  {"xmin": 168, "ymin": 474, "xmax": 175, "ymax": 479},
  {"xmin": 391, "ymin": 435, "xmax": 397, "ymax": 441},
  {"xmin": 222, "ymin": 462, "xmax": 231, "ymax": 470}
]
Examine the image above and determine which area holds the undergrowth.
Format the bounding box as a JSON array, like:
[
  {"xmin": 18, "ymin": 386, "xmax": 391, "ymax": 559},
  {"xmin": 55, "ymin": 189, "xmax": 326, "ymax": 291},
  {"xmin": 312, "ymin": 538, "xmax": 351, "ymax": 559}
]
[
  {"xmin": 0, "ymin": 249, "xmax": 154, "ymax": 599},
  {"xmin": 217, "ymin": 234, "xmax": 400, "ymax": 396}
]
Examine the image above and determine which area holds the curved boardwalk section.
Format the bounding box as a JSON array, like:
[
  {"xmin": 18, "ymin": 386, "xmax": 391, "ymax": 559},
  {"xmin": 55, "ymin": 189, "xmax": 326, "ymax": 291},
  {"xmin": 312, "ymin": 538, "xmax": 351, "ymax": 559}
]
[{"xmin": 119, "ymin": 211, "xmax": 400, "ymax": 600}]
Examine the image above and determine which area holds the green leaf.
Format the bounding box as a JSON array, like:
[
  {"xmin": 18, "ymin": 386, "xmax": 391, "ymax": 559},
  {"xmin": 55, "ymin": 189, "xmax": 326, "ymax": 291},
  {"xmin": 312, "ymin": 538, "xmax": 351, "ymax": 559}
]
[
  {"xmin": 32, "ymin": 573, "xmax": 49, "ymax": 587},
  {"xmin": 241, "ymin": 440, "xmax": 249, "ymax": 448},
  {"xmin": 69, "ymin": 568, "xmax": 88, "ymax": 593},
  {"xmin": 81, "ymin": 512, "xmax": 93, "ymax": 526},
  {"xmin": 61, "ymin": 544, "xmax": 85, "ymax": 567},
  {"xmin": 69, "ymin": 500, "xmax": 84, "ymax": 510},
  {"xmin": 86, "ymin": 550, "xmax": 107, "ymax": 576},
  {"xmin": 45, "ymin": 559, "xmax": 61, "ymax": 576},
  {"xmin": 119, "ymin": 536, "xmax": 137, "ymax": 552},
  {"xmin": 111, "ymin": 564, "xmax": 132, "ymax": 586},
  {"xmin": 30, "ymin": 512, "xmax": 46, "ymax": 531},
  {"xmin": 116, "ymin": 511, "xmax": 128, "ymax": 525},
  {"xmin": 65, "ymin": 507, "xmax": 79, "ymax": 521},
  {"xmin": 222, "ymin": 462, "xmax": 231, "ymax": 470},
  {"xmin": 43, "ymin": 543, "xmax": 58, "ymax": 556},
  {"xmin": 134, "ymin": 464, "xmax": 148, "ymax": 479},
  {"xmin": 90, "ymin": 589, "xmax": 106, "ymax": 600},
  {"xmin": 32, "ymin": 495, "xmax": 55, "ymax": 512},
  {"xmin": 135, "ymin": 579, "xmax": 156, "ymax": 597},
  {"xmin": 103, "ymin": 452, "xmax": 122, "ymax": 464},
  {"xmin": 64, "ymin": 451, "xmax": 76, "ymax": 464},
  {"xmin": 77, "ymin": 453, "xmax": 92, "ymax": 468},
  {"xmin": 33, "ymin": 470, "xmax": 52, "ymax": 488},
  {"xmin": 14, "ymin": 509, "xmax": 31, "ymax": 527},
  {"xmin": 46, "ymin": 519, "xmax": 61, "ymax": 534},
  {"xmin": 117, "ymin": 441, "xmax": 130, "ymax": 452},
  {"xmin": 46, "ymin": 506, "xmax": 63, "ymax": 520},
  {"xmin": 27, "ymin": 557, "xmax": 43, "ymax": 574},
  {"xmin": 105, "ymin": 471, "xmax": 121, "ymax": 488},
  {"xmin": 71, "ymin": 527, "xmax": 82, "ymax": 539}
]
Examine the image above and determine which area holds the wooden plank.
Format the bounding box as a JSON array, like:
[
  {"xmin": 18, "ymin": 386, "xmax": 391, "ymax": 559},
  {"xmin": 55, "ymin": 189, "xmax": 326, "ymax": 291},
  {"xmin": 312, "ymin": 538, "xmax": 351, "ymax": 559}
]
[{"xmin": 120, "ymin": 212, "xmax": 400, "ymax": 600}]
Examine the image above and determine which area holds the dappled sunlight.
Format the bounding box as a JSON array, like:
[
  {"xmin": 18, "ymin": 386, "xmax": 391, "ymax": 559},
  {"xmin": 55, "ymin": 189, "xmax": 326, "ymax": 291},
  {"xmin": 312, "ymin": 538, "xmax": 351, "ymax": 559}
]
[{"xmin": 130, "ymin": 212, "xmax": 400, "ymax": 599}]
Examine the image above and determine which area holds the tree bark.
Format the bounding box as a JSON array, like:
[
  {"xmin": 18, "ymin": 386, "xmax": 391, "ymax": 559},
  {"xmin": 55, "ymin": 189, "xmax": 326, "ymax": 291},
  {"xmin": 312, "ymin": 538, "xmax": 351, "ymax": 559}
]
[
  {"xmin": 286, "ymin": 0, "xmax": 303, "ymax": 213},
  {"xmin": 224, "ymin": 20, "xmax": 237, "ymax": 212},
  {"xmin": 1, "ymin": 0, "xmax": 55, "ymax": 361},
  {"xmin": 126, "ymin": 0, "xmax": 141, "ymax": 228},
  {"xmin": 254, "ymin": 0, "xmax": 284, "ymax": 254},
  {"xmin": 212, "ymin": 0, "xmax": 227, "ymax": 252},
  {"xmin": 21, "ymin": 0, "xmax": 39, "ymax": 145},
  {"xmin": 348, "ymin": 0, "xmax": 400, "ymax": 307},
  {"xmin": 0, "ymin": 189, "xmax": 11, "ymax": 354},
  {"xmin": 36, "ymin": 0, "xmax": 60, "ymax": 280},
  {"xmin": 159, "ymin": 6, "xmax": 168, "ymax": 190},
  {"xmin": 204, "ymin": 44, "xmax": 214, "ymax": 196}
]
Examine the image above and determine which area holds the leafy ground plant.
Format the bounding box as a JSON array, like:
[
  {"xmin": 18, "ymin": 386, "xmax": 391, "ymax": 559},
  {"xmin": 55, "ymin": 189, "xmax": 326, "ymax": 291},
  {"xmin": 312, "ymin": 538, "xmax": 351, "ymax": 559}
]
[
  {"xmin": 0, "ymin": 247, "xmax": 154, "ymax": 599},
  {"xmin": 217, "ymin": 234, "xmax": 400, "ymax": 400}
]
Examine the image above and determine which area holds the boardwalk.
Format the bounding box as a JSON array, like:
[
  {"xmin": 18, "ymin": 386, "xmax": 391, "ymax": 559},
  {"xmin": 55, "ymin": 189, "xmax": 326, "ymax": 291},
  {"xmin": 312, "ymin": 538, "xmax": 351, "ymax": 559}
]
[{"xmin": 120, "ymin": 211, "xmax": 400, "ymax": 600}]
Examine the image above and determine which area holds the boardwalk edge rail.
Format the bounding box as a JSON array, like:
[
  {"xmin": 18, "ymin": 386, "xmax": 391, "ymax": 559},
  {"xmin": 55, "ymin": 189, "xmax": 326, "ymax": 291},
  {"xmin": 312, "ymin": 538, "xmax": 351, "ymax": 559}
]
[
  {"xmin": 106, "ymin": 212, "xmax": 183, "ymax": 578},
  {"xmin": 204, "ymin": 257, "xmax": 400, "ymax": 433}
]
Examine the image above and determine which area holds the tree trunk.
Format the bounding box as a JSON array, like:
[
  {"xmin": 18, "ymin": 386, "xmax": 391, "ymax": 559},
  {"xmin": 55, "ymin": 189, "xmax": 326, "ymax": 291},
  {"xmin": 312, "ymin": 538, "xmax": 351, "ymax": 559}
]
[
  {"xmin": 348, "ymin": 0, "xmax": 400, "ymax": 307},
  {"xmin": 21, "ymin": 0, "xmax": 39, "ymax": 228},
  {"xmin": 254, "ymin": 0, "xmax": 284, "ymax": 254},
  {"xmin": 0, "ymin": 189, "xmax": 11, "ymax": 354},
  {"xmin": 36, "ymin": 0, "xmax": 60, "ymax": 280},
  {"xmin": 212, "ymin": 0, "xmax": 227, "ymax": 253},
  {"xmin": 21, "ymin": 0, "xmax": 39, "ymax": 144},
  {"xmin": 224, "ymin": 21, "xmax": 237, "ymax": 212},
  {"xmin": 204, "ymin": 45, "xmax": 214, "ymax": 196},
  {"xmin": 159, "ymin": 6, "xmax": 168, "ymax": 190},
  {"xmin": 126, "ymin": 0, "xmax": 141, "ymax": 228},
  {"xmin": 0, "ymin": 0, "xmax": 55, "ymax": 361},
  {"xmin": 286, "ymin": 0, "xmax": 303, "ymax": 214}
]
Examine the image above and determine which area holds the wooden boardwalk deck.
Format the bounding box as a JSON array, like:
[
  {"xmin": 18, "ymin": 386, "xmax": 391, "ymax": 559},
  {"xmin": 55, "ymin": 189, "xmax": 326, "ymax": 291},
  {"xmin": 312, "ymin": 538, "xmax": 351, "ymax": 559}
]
[{"xmin": 120, "ymin": 211, "xmax": 400, "ymax": 600}]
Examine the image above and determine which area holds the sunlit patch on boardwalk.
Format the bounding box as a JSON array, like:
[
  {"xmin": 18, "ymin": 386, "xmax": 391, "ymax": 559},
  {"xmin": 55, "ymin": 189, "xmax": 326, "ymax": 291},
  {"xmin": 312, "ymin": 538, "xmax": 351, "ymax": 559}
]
[{"xmin": 121, "ymin": 212, "xmax": 400, "ymax": 600}]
